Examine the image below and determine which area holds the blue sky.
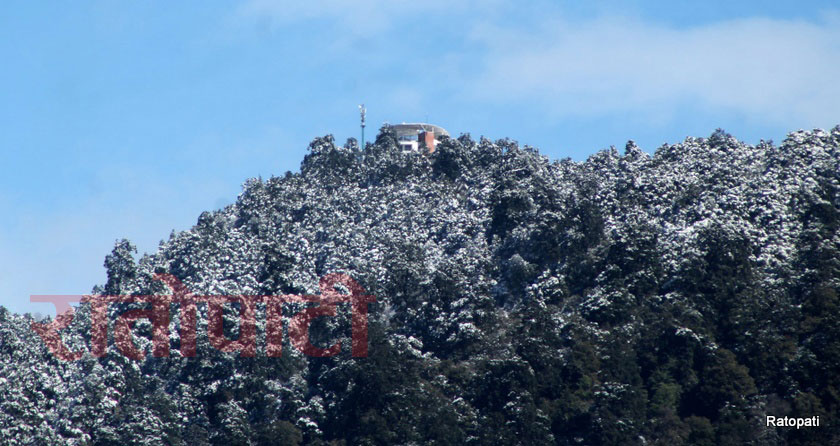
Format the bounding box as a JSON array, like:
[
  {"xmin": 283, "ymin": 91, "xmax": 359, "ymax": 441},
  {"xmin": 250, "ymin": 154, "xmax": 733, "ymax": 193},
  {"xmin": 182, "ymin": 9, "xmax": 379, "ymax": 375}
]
[{"xmin": 2, "ymin": 1, "xmax": 839, "ymax": 314}]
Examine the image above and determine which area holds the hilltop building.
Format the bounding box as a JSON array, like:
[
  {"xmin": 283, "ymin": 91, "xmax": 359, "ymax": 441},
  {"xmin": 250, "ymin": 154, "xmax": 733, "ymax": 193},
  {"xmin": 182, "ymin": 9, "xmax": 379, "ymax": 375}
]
[{"xmin": 392, "ymin": 123, "xmax": 449, "ymax": 153}]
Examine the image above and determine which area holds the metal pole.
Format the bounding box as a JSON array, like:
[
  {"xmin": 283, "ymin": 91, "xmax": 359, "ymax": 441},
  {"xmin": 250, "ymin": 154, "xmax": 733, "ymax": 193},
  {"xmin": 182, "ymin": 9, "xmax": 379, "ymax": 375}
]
[{"xmin": 359, "ymin": 104, "xmax": 366, "ymax": 149}]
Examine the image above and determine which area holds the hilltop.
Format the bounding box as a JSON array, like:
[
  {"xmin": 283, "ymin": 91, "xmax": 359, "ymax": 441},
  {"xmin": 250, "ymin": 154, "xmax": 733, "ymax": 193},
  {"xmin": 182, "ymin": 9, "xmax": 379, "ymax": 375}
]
[{"xmin": 1, "ymin": 125, "xmax": 839, "ymax": 445}]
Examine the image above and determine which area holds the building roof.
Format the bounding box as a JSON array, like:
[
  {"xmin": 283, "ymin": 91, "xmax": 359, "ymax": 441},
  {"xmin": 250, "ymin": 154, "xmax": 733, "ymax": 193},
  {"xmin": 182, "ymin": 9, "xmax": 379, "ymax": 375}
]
[{"xmin": 392, "ymin": 123, "xmax": 449, "ymax": 138}]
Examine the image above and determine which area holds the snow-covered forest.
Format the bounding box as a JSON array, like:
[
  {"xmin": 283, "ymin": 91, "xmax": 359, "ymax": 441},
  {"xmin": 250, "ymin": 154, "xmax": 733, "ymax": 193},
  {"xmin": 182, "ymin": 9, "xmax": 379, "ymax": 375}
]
[{"xmin": 1, "ymin": 125, "xmax": 839, "ymax": 445}]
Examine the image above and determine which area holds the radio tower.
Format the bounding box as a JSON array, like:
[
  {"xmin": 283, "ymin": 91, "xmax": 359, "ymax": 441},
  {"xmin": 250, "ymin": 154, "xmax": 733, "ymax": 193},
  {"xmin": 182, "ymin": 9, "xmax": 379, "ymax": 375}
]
[{"xmin": 358, "ymin": 104, "xmax": 366, "ymax": 149}]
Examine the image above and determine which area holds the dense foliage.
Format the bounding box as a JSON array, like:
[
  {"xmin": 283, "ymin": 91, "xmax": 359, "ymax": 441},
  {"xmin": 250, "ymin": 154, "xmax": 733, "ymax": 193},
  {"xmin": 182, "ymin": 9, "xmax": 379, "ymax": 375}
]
[{"xmin": 1, "ymin": 125, "xmax": 839, "ymax": 445}]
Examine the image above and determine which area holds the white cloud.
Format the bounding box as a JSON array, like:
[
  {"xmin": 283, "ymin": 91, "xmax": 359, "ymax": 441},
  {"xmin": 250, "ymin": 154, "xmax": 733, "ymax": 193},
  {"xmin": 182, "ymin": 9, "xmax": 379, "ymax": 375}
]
[
  {"xmin": 467, "ymin": 14, "xmax": 840, "ymax": 126},
  {"xmin": 235, "ymin": 1, "xmax": 840, "ymax": 129}
]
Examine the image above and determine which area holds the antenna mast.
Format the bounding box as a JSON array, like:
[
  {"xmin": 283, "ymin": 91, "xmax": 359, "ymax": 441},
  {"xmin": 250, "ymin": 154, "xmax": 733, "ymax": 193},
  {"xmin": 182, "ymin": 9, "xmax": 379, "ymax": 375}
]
[{"xmin": 358, "ymin": 104, "xmax": 366, "ymax": 149}]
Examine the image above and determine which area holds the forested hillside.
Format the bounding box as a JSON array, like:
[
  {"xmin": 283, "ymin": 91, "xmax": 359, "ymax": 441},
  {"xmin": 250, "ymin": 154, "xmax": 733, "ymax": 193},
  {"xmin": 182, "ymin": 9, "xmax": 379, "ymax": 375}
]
[{"xmin": 1, "ymin": 126, "xmax": 838, "ymax": 445}]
